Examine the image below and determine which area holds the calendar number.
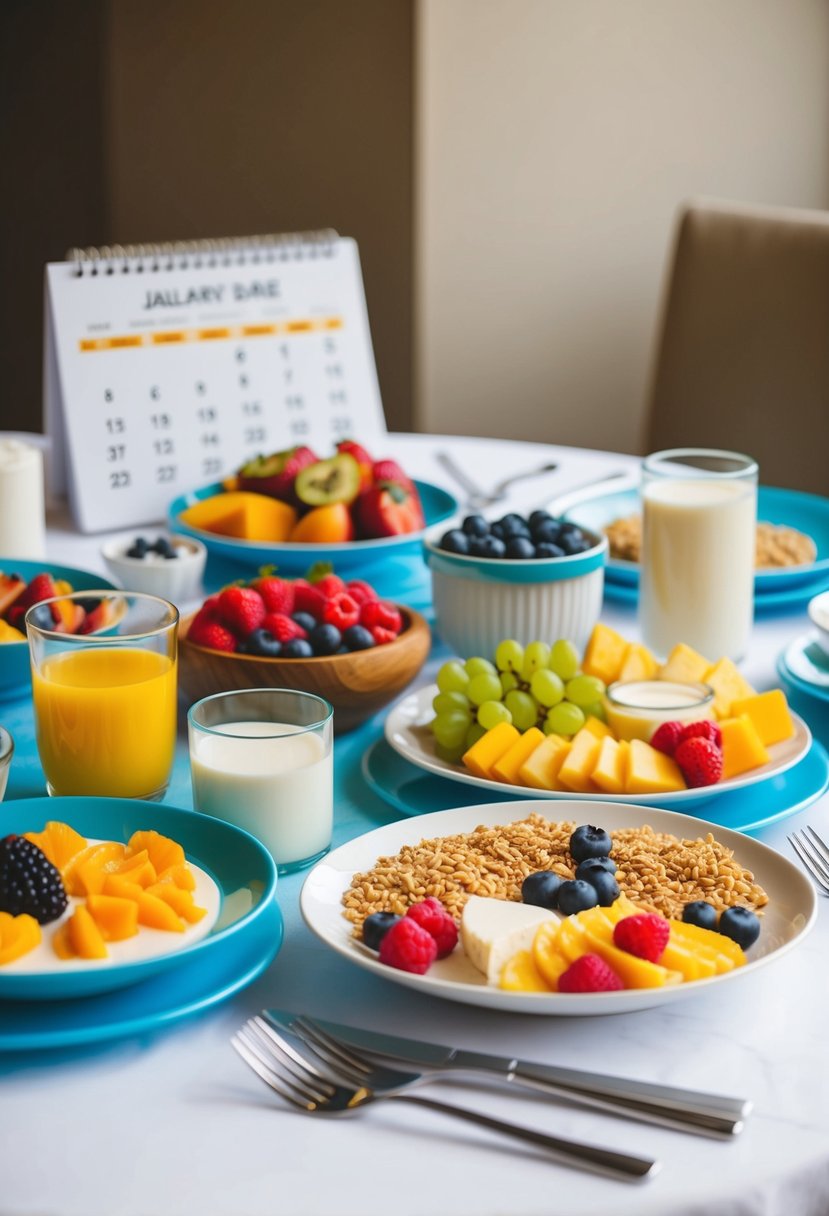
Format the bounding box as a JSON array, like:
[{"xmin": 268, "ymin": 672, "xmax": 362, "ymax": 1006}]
[
  {"xmin": 150, "ymin": 385, "xmax": 161, "ymax": 401},
  {"xmin": 242, "ymin": 401, "xmax": 262, "ymax": 415},
  {"xmin": 151, "ymin": 413, "xmax": 172, "ymax": 429},
  {"xmin": 202, "ymin": 457, "xmax": 222, "ymax": 477},
  {"xmin": 290, "ymin": 418, "xmax": 310, "ymax": 436},
  {"xmin": 153, "ymin": 438, "xmax": 174, "ymax": 456},
  {"xmin": 201, "ymin": 433, "xmax": 220, "ymax": 446},
  {"xmin": 106, "ymin": 444, "xmax": 126, "ymax": 462},
  {"xmin": 156, "ymin": 465, "xmax": 177, "ymax": 483},
  {"xmin": 106, "ymin": 417, "xmax": 125, "ymax": 434},
  {"xmin": 109, "ymin": 470, "xmax": 131, "ymax": 489},
  {"xmin": 244, "ymin": 427, "xmax": 266, "ymax": 444},
  {"xmin": 197, "ymin": 407, "xmax": 217, "ymax": 422}
]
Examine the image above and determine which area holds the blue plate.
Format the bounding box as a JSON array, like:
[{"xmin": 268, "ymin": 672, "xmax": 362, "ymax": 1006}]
[
  {"xmin": 778, "ymin": 637, "xmax": 829, "ymax": 704},
  {"xmin": 603, "ymin": 571, "xmax": 829, "ymax": 615},
  {"xmin": 562, "ymin": 484, "xmax": 829, "ymax": 595},
  {"xmin": 0, "ymin": 797, "xmax": 278, "ymax": 1001},
  {"xmin": 0, "ymin": 897, "xmax": 282, "ymax": 1053},
  {"xmin": 0, "ymin": 560, "xmax": 118, "ymax": 702},
  {"xmin": 362, "ymin": 736, "xmax": 829, "ymax": 834}
]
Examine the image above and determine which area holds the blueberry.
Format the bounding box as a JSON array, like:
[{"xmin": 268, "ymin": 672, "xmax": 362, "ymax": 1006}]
[
  {"xmin": 557, "ymin": 879, "xmax": 599, "ymax": 915},
  {"xmin": 28, "ymin": 604, "xmax": 55, "ymax": 630},
  {"xmin": 505, "ymin": 537, "xmax": 536, "ymax": 560},
  {"xmin": 309, "ymin": 623, "xmax": 342, "ymax": 655},
  {"xmin": 531, "ymin": 519, "xmax": 562, "ymax": 545},
  {"xmin": 529, "ymin": 509, "xmax": 554, "ymax": 530},
  {"xmin": 718, "ymin": 906, "xmax": 761, "ymax": 950},
  {"xmin": 588, "ymin": 870, "xmax": 620, "ymax": 907},
  {"xmin": 244, "ymin": 628, "xmax": 282, "ymax": 658},
  {"xmin": 569, "ymin": 825, "xmax": 612, "ymax": 864},
  {"xmin": 153, "ymin": 536, "xmax": 177, "ymax": 559},
  {"xmin": 362, "ymin": 911, "xmax": 401, "ymax": 950},
  {"xmin": 682, "ymin": 901, "xmax": 718, "ymax": 931},
  {"xmin": 559, "ymin": 529, "xmax": 590, "ymax": 555},
  {"xmin": 462, "ymin": 515, "xmax": 490, "ymax": 538},
  {"xmin": 521, "ymin": 871, "xmax": 562, "ymax": 910},
  {"xmin": 126, "ymin": 536, "xmax": 149, "ymax": 559},
  {"xmin": 498, "ymin": 514, "xmax": 531, "ymax": 540},
  {"xmin": 535, "ymin": 542, "xmax": 565, "ymax": 559},
  {"xmin": 342, "ymin": 624, "xmax": 375, "ymax": 651},
  {"xmin": 477, "ymin": 535, "xmax": 506, "ymax": 558},
  {"xmin": 576, "ymin": 856, "xmax": 617, "ymax": 882},
  {"xmin": 489, "ymin": 522, "xmax": 506, "ymax": 540},
  {"xmin": 440, "ymin": 529, "xmax": 470, "ymax": 555},
  {"xmin": 281, "ymin": 638, "xmax": 314, "ymax": 658},
  {"xmin": 292, "ymin": 611, "xmax": 318, "ymax": 633}
]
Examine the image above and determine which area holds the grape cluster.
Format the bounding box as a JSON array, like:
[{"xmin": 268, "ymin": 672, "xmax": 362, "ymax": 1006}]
[{"xmin": 429, "ymin": 638, "xmax": 607, "ymax": 763}]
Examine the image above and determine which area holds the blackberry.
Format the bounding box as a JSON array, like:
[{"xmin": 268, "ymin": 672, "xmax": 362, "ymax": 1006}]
[{"xmin": 0, "ymin": 835, "xmax": 68, "ymax": 924}]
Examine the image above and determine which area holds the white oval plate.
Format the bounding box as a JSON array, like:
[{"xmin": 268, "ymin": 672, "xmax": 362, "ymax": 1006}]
[
  {"xmin": 300, "ymin": 799, "xmax": 816, "ymax": 1015},
  {"xmin": 384, "ymin": 686, "xmax": 811, "ymax": 809}
]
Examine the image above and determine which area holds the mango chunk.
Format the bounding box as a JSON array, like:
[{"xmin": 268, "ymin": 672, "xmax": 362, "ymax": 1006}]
[
  {"xmin": 490, "ymin": 727, "xmax": 545, "ymax": 785},
  {"xmin": 702, "ymin": 657, "xmax": 755, "ymax": 718},
  {"xmin": 0, "ymin": 911, "xmax": 41, "ymax": 965},
  {"xmin": 558, "ymin": 913, "xmax": 681, "ymax": 988},
  {"xmin": 126, "ymin": 830, "xmax": 186, "ymax": 874},
  {"xmin": 582, "ymin": 623, "xmax": 628, "ymax": 685},
  {"xmin": 669, "ymin": 919, "xmax": 746, "ymax": 968},
  {"xmin": 135, "ymin": 891, "xmax": 185, "ymax": 933},
  {"xmin": 730, "ymin": 689, "xmax": 795, "ymax": 747},
  {"xmin": 618, "ymin": 642, "xmax": 659, "ymax": 682},
  {"xmin": 156, "ymin": 863, "xmax": 196, "ymax": 892},
  {"xmin": 0, "ymin": 619, "xmax": 25, "ymax": 643},
  {"xmin": 23, "ymin": 821, "xmax": 87, "ymax": 871},
  {"xmin": 67, "ymin": 905, "xmax": 108, "ymax": 959},
  {"xmin": 102, "ymin": 875, "xmax": 145, "ymax": 901},
  {"xmin": 145, "ymin": 882, "xmax": 207, "ymax": 924},
  {"xmin": 720, "ymin": 714, "xmax": 769, "ymax": 779},
  {"xmin": 658, "ymin": 643, "xmax": 711, "ymax": 685},
  {"xmin": 462, "ymin": 721, "xmax": 520, "ymax": 779},
  {"xmin": 86, "ymin": 894, "xmax": 139, "ymax": 941},
  {"xmin": 114, "ymin": 851, "xmax": 158, "ymax": 887},
  {"xmin": 499, "ymin": 949, "xmax": 553, "ymax": 992},
  {"xmin": 179, "ymin": 491, "xmax": 297, "ymax": 542},
  {"xmin": 532, "ymin": 921, "xmax": 573, "ymax": 989},
  {"xmin": 518, "ymin": 735, "xmax": 571, "ymax": 791},
  {"xmin": 626, "ymin": 738, "xmax": 686, "ymax": 794},
  {"xmin": 63, "ymin": 842, "xmax": 127, "ymax": 897},
  {"xmin": 557, "ymin": 727, "xmax": 602, "ymax": 792},
  {"xmin": 591, "ymin": 736, "xmax": 629, "ymax": 795},
  {"xmin": 582, "ymin": 715, "xmax": 613, "ymax": 740}
]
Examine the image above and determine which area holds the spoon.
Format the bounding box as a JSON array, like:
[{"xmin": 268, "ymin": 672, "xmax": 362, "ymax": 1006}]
[{"xmin": 435, "ymin": 451, "xmax": 559, "ymax": 511}]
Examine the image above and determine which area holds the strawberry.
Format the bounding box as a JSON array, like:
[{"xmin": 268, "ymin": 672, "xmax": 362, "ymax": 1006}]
[
  {"xmin": 237, "ymin": 445, "xmax": 318, "ymax": 504},
  {"xmin": 355, "ymin": 480, "xmax": 425, "ymax": 538},
  {"xmin": 217, "ymin": 586, "xmax": 266, "ymax": 638},
  {"xmin": 7, "ymin": 573, "xmax": 58, "ymax": 628},
  {"xmin": 679, "ymin": 719, "xmax": 723, "ymax": 750},
  {"xmin": 336, "ymin": 439, "xmax": 373, "ymax": 491},
  {"xmin": 371, "ymin": 458, "xmax": 412, "ymax": 487},
  {"xmin": 346, "ymin": 579, "xmax": 378, "ymax": 606},
  {"xmin": 292, "ymin": 580, "xmax": 327, "ymax": 619},
  {"xmin": 322, "ymin": 592, "xmax": 360, "ymax": 631},
  {"xmin": 360, "ymin": 600, "xmax": 403, "ymax": 634},
  {"xmin": 188, "ymin": 618, "xmax": 237, "ymax": 652},
  {"xmin": 252, "ymin": 574, "xmax": 295, "ymax": 616},
  {"xmin": 674, "ymin": 736, "xmax": 724, "ymax": 788},
  {"xmin": 650, "ymin": 720, "xmax": 685, "ymax": 757},
  {"xmin": 263, "ymin": 612, "xmax": 307, "ymax": 643},
  {"xmin": 557, "ymin": 954, "xmax": 623, "ymax": 993},
  {"xmin": 613, "ymin": 913, "xmax": 670, "ymax": 963}
]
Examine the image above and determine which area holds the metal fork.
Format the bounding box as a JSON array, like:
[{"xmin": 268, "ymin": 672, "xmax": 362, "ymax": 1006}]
[
  {"xmin": 788, "ymin": 825, "xmax": 829, "ymax": 893},
  {"xmin": 269, "ymin": 1011, "xmax": 745, "ymax": 1139},
  {"xmin": 231, "ymin": 1016, "xmax": 659, "ymax": 1181}
]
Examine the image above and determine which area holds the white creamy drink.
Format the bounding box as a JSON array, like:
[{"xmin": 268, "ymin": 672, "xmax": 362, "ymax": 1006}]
[
  {"xmin": 190, "ymin": 721, "xmax": 333, "ymax": 868},
  {"xmin": 640, "ymin": 477, "xmax": 756, "ymax": 660}
]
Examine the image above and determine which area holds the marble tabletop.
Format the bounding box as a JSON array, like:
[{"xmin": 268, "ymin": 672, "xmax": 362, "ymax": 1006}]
[{"xmin": 2, "ymin": 434, "xmax": 828, "ymax": 1216}]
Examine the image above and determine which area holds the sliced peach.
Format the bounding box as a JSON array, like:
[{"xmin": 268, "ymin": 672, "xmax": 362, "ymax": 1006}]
[
  {"xmin": 145, "ymin": 882, "xmax": 207, "ymax": 924},
  {"xmin": 0, "ymin": 911, "xmax": 41, "ymax": 965},
  {"xmin": 156, "ymin": 863, "xmax": 196, "ymax": 892},
  {"xmin": 289, "ymin": 503, "xmax": 354, "ymax": 544},
  {"xmin": 102, "ymin": 875, "xmax": 145, "ymax": 901},
  {"xmin": 63, "ymin": 842, "xmax": 127, "ymax": 897},
  {"xmin": 67, "ymin": 905, "xmax": 108, "ymax": 959},
  {"xmin": 126, "ymin": 830, "xmax": 185, "ymax": 874},
  {"xmin": 52, "ymin": 922, "xmax": 74, "ymax": 960},
  {"xmin": 500, "ymin": 949, "xmax": 553, "ymax": 993},
  {"xmin": 86, "ymin": 894, "xmax": 139, "ymax": 941},
  {"xmin": 135, "ymin": 891, "xmax": 185, "ymax": 933},
  {"xmin": 24, "ymin": 821, "xmax": 87, "ymax": 871},
  {"xmin": 113, "ymin": 851, "xmax": 157, "ymax": 887}
]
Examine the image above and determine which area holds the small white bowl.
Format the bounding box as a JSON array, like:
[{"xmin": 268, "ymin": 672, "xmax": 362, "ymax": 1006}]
[
  {"xmin": 102, "ymin": 533, "xmax": 207, "ymax": 606},
  {"xmin": 808, "ymin": 590, "xmax": 829, "ymax": 656},
  {"xmin": 423, "ymin": 523, "xmax": 607, "ymax": 657}
]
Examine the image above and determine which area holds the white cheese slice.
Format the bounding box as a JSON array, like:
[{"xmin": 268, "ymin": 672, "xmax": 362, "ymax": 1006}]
[{"xmin": 461, "ymin": 895, "xmax": 561, "ymax": 985}]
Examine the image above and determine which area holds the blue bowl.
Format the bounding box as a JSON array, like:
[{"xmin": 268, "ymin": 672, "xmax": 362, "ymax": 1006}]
[
  {"xmin": 0, "ymin": 561, "xmax": 118, "ymax": 702},
  {"xmin": 0, "ymin": 796, "xmax": 278, "ymax": 1001}
]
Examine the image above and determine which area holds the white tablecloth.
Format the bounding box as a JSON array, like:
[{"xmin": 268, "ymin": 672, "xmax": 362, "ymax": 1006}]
[{"xmin": 2, "ymin": 435, "xmax": 828, "ymax": 1216}]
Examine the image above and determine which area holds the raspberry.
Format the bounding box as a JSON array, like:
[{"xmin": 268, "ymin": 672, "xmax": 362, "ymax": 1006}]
[
  {"xmin": 292, "ymin": 581, "xmax": 327, "ymax": 619},
  {"xmin": 557, "ymin": 954, "xmax": 623, "ymax": 993},
  {"xmin": 360, "ymin": 599, "xmax": 403, "ymax": 633},
  {"xmin": 188, "ymin": 618, "xmax": 238, "ymax": 652},
  {"xmin": 346, "ymin": 579, "xmax": 379, "ymax": 606},
  {"xmin": 263, "ymin": 612, "xmax": 307, "ymax": 643},
  {"xmin": 378, "ymin": 917, "xmax": 438, "ymax": 974},
  {"xmin": 650, "ymin": 720, "xmax": 685, "ymax": 757},
  {"xmin": 370, "ymin": 625, "xmax": 398, "ymax": 645},
  {"xmin": 313, "ymin": 573, "xmax": 346, "ymax": 598},
  {"xmin": 322, "ymin": 592, "xmax": 360, "ymax": 632},
  {"xmin": 217, "ymin": 586, "xmax": 266, "ymax": 638},
  {"xmin": 679, "ymin": 719, "xmax": 723, "ymax": 749},
  {"xmin": 674, "ymin": 736, "xmax": 724, "ymax": 788},
  {"xmin": 405, "ymin": 897, "xmax": 458, "ymax": 958},
  {"xmin": 252, "ymin": 575, "xmax": 295, "ymax": 615},
  {"xmin": 0, "ymin": 836, "xmax": 67, "ymax": 924},
  {"xmin": 613, "ymin": 913, "xmax": 670, "ymax": 963}
]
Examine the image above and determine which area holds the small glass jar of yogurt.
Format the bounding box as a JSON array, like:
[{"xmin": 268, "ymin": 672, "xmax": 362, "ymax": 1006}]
[{"xmin": 605, "ymin": 680, "xmax": 715, "ymax": 742}]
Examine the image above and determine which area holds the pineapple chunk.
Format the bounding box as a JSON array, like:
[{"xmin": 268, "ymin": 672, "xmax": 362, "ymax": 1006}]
[
  {"xmin": 626, "ymin": 738, "xmax": 686, "ymax": 794},
  {"xmin": 557, "ymin": 728, "xmax": 602, "ymax": 793},
  {"xmin": 591, "ymin": 736, "xmax": 629, "ymax": 795},
  {"xmin": 490, "ymin": 728, "xmax": 545, "ymax": 785},
  {"xmin": 702, "ymin": 657, "xmax": 755, "ymax": 718},
  {"xmin": 720, "ymin": 714, "xmax": 769, "ymax": 779},
  {"xmin": 729, "ymin": 689, "xmax": 794, "ymax": 747},
  {"xmin": 618, "ymin": 643, "xmax": 659, "ymax": 682},
  {"xmin": 658, "ymin": 643, "xmax": 712, "ymax": 684},
  {"xmin": 462, "ymin": 722, "xmax": 520, "ymax": 780},
  {"xmin": 583, "ymin": 715, "xmax": 613, "ymax": 740},
  {"xmin": 582, "ymin": 623, "xmax": 628, "ymax": 685},
  {"xmin": 518, "ymin": 735, "xmax": 571, "ymax": 790}
]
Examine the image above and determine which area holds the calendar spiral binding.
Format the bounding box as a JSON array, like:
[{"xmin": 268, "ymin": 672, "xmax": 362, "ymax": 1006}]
[{"xmin": 66, "ymin": 230, "xmax": 340, "ymax": 276}]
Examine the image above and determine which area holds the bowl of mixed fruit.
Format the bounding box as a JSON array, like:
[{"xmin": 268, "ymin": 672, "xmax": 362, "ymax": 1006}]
[
  {"xmin": 178, "ymin": 568, "xmax": 431, "ymax": 732},
  {"xmin": 0, "ymin": 562, "xmax": 118, "ymax": 700}
]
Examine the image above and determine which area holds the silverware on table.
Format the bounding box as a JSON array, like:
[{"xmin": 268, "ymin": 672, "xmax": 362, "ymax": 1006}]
[
  {"xmin": 435, "ymin": 451, "xmax": 559, "ymax": 510},
  {"xmin": 232, "ymin": 1016, "xmax": 660, "ymax": 1181},
  {"xmin": 788, "ymin": 825, "xmax": 829, "ymax": 893},
  {"xmin": 264, "ymin": 1010, "xmax": 748, "ymax": 1139}
]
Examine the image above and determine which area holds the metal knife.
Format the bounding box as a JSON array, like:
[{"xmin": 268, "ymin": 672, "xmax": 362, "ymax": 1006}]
[{"xmin": 268, "ymin": 1010, "xmax": 750, "ymax": 1138}]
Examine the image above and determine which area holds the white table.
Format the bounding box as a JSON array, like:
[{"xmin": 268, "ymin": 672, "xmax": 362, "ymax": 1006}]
[{"xmin": 2, "ymin": 435, "xmax": 827, "ymax": 1216}]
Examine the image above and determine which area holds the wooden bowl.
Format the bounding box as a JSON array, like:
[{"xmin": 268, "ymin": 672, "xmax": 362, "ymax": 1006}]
[{"xmin": 178, "ymin": 605, "xmax": 431, "ymax": 733}]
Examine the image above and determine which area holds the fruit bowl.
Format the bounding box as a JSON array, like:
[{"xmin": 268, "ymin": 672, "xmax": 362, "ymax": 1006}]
[
  {"xmin": 0, "ymin": 561, "xmax": 118, "ymax": 702},
  {"xmin": 178, "ymin": 605, "xmax": 432, "ymax": 733}
]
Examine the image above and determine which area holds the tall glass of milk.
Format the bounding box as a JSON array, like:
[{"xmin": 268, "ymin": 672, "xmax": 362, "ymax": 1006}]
[
  {"xmin": 187, "ymin": 689, "xmax": 334, "ymax": 874},
  {"xmin": 640, "ymin": 449, "xmax": 758, "ymax": 662}
]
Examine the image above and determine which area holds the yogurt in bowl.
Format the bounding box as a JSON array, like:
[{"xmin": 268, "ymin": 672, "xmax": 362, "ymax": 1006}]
[{"xmin": 605, "ymin": 680, "xmax": 715, "ymax": 742}]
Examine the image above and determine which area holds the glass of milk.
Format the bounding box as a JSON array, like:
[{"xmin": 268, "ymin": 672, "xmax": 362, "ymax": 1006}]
[
  {"xmin": 187, "ymin": 689, "xmax": 334, "ymax": 874},
  {"xmin": 640, "ymin": 448, "xmax": 758, "ymax": 662}
]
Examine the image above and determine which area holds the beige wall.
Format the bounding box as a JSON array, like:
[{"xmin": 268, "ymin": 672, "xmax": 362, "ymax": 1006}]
[{"xmin": 415, "ymin": 0, "xmax": 829, "ymax": 451}]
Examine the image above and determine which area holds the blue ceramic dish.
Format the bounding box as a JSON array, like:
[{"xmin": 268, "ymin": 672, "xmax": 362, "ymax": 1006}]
[{"xmin": 0, "ymin": 797, "xmax": 278, "ymax": 1001}]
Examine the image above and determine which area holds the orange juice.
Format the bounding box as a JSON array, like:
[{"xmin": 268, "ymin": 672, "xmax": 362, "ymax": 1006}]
[{"xmin": 32, "ymin": 647, "xmax": 177, "ymax": 797}]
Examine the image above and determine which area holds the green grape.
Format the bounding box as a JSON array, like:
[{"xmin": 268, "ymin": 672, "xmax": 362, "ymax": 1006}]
[
  {"xmin": 494, "ymin": 639, "xmax": 524, "ymax": 673},
  {"xmin": 565, "ymin": 674, "xmax": 606, "ymax": 708},
  {"xmin": 467, "ymin": 672, "xmax": 503, "ymax": 706},
  {"xmin": 478, "ymin": 699, "xmax": 512, "ymax": 730},
  {"xmin": 584, "ymin": 700, "xmax": 607, "ymax": 723},
  {"xmin": 504, "ymin": 689, "xmax": 538, "ymax": 732},
  {"xmin": 432, "ymin": 690, "xmax": 472, "ymax": 717},
  {"xmin": 464, "ymin": 721, "xmax": 487, "ymax": 749},
  {"xmin": 436, "ymin": 740, "xmax": 466, "ymax": 764},
  {"xmin": 542, "ymin": 715, "xmax": 562, "ymax": 736},
  {"xmin": 431, "ymin": 712, "xmax": 471, "ymax": 749},
  {"xmin": 549, "ymin": 639, "xmax": 580, "ymax": 681},
  {"xmin": 464, "ymin": 656, "xmax": 497, "ymax": 678},
  {"xmin": 521, "ymin": 640, "xmax": 551, "ymax": 681},
  {"xmin": 436, "ymin": 661, "xmax": 469, "ymax": 695},
  {"xmin": 529, "ymin": 668, "xmax": 565, "ymax": 708},
  {"xmin": 546, "ymin": 701, "xmax": 585, "ymax": 737},
  {"xmin": 500, "ymin": 671, "xmax": 520, "ymax": 696}
]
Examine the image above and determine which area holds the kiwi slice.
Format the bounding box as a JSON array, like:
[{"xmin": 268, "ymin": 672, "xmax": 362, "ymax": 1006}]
[{"xmin": 295, "ymin": 453, "xmax": 361, "ymax": 506}]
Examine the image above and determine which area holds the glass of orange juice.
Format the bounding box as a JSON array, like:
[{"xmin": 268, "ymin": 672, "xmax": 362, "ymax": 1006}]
[{"xmin": 27, "ymin": 592, "xmax": 178, "ymax": 799}]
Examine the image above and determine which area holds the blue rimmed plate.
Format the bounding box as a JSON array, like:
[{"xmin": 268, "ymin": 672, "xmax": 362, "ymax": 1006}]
[
  {"xmin": 0, "ymin": 797, "xmax": 278, "ymax": 1001},
  {"xmin": 603, "ymin": 571, "xmax": 829, "ymax": 616}
]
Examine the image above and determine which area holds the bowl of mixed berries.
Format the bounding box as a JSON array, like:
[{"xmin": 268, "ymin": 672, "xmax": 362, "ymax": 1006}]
[{"xmin": 179, "ymin": 568, "xmax": 431, "ymax": 731}]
